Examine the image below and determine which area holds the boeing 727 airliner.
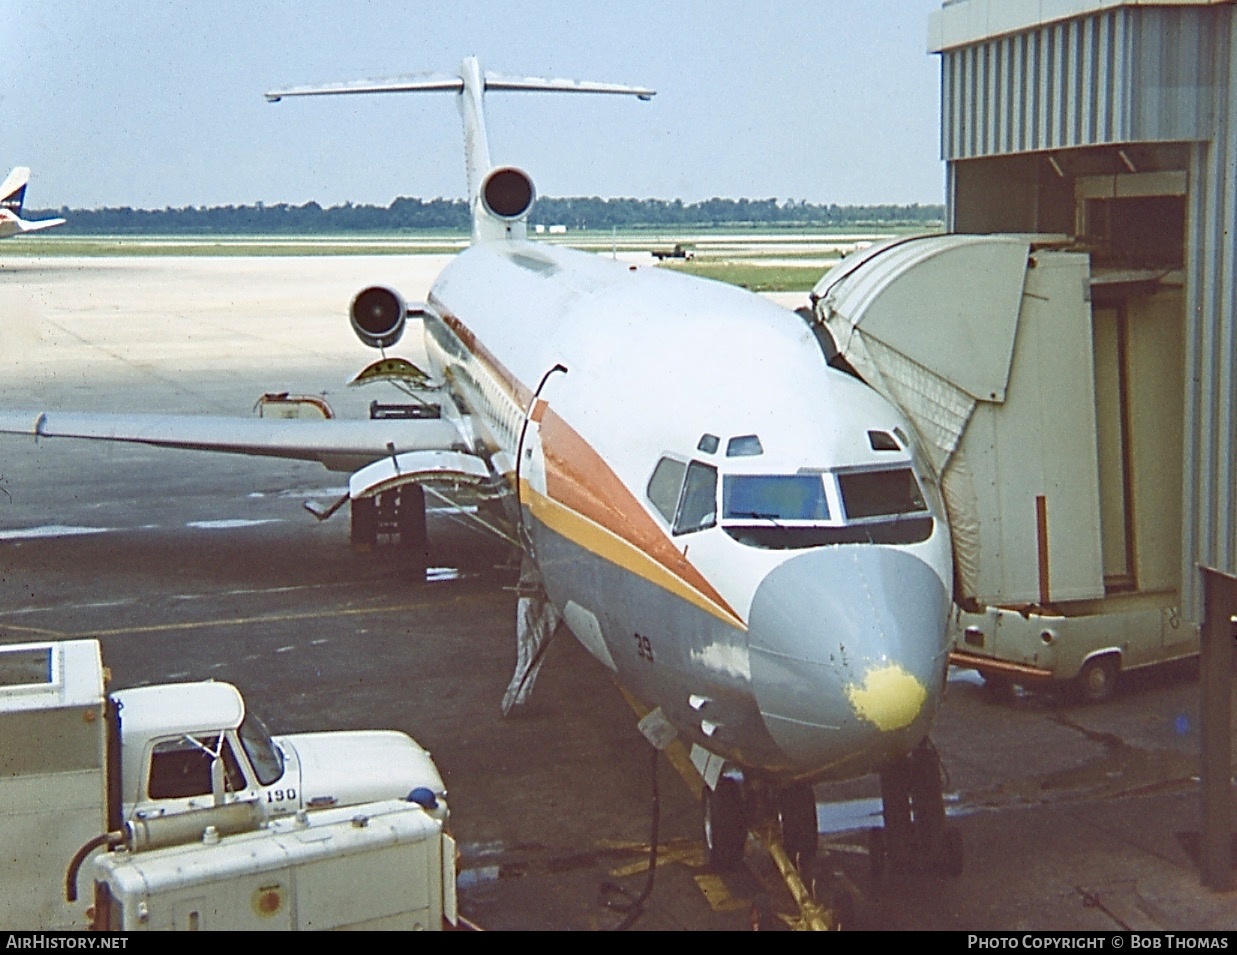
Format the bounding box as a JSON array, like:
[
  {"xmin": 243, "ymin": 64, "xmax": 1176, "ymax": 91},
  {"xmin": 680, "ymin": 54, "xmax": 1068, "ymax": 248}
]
[{"xmin": 0, "ymin": 60, "xmax": 959, "ymax": 889}]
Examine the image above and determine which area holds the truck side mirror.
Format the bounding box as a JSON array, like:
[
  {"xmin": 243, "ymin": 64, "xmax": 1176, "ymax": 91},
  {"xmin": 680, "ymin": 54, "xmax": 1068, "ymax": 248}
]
[{"xmin": 210, "ymin": 757, "xmax": 226, "ymax": 807}]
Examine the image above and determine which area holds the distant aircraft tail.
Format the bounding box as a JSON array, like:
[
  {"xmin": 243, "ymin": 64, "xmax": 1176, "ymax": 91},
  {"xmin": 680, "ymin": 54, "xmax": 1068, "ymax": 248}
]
[
  {"xmin": 266, "ymin": 58, "xmax": 654, "ymax": 244},
  {"xmin": 0, "ymin": 167, "xmax": 30, "ymax": 216},
  {"xmin": 0, "ymin": 166, "xmax": 66, "ymax": 237}
]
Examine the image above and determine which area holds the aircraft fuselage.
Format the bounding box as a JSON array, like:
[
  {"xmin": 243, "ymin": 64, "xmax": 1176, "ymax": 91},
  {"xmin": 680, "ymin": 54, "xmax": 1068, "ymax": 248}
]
[{"xmin": 423, "ymin": 240, "xmax": 954, "ymax": 784}]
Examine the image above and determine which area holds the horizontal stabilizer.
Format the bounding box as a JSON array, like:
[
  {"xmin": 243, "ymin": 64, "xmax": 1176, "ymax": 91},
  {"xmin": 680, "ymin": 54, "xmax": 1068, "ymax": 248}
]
[{"xmin": 14, "ymin": 216, "xmax": 66, "ymax": 234}]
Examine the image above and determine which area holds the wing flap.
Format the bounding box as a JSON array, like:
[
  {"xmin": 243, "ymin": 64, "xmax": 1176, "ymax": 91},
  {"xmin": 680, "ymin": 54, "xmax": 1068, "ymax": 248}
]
[{"xmin": 349, "ymin": 450, "xmax": 493, "ymax": 500}]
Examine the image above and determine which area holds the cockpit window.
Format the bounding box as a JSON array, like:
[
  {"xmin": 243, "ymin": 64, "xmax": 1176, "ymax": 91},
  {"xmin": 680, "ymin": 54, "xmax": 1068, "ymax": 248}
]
[
  {"xmin": 721, "ymin": 466, "xmax": 934, "ymax": 550},
  {"xmin": 726, "ymin": 434, "xmax": 763, "ymax": 457},
  {"xmin": 674, "ymin": 461, "xmax": 718, "ymax": 534},
  {"xmin": 723, "ymin": 475, "xmax": 829, "ymax": 522},
  {"xmin": 837, "ymin": 467, "xmax": 927, "ymax": 520},
  {"xmin": 647, "ymin": 457, "xmax": 687, "ymax": 523}
]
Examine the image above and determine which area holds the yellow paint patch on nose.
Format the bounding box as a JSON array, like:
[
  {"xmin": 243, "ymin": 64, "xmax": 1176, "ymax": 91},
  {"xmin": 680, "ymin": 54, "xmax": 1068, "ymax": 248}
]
[{"xmin": 846, "ymin": 664, "xmax": 927, "ymax": 731}]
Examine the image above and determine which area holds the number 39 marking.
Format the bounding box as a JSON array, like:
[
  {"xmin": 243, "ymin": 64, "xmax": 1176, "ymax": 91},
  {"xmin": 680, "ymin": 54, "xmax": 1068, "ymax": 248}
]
[{"xmin": 634, "ymin": 633, "xmax": 655, "ymax": 663}]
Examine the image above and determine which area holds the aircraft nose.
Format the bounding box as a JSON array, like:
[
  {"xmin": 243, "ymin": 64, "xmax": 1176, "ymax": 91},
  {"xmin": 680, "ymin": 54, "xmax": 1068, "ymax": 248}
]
[{"xmin": 747, "ymin": 546, "xmax": 950, "ymax": 773}]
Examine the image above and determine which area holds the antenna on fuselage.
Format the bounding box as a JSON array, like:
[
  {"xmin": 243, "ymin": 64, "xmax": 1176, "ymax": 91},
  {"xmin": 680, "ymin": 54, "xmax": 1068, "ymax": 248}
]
[{"xmin": 265, "ymin": 58, "xmax": 655, "ymax": 244}]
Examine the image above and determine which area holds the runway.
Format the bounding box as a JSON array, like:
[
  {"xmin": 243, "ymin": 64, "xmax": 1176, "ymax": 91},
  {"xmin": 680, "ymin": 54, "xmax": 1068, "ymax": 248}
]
[{"xmin": 0, "ymin": 255, "xmax": 1231, "ymax": 931}]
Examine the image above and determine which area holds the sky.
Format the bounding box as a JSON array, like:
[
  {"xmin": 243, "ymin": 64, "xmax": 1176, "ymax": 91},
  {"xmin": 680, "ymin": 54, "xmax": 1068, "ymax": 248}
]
[{"xmin": 3, "ymin": 1, "xmax": 947, "ymax": 211}]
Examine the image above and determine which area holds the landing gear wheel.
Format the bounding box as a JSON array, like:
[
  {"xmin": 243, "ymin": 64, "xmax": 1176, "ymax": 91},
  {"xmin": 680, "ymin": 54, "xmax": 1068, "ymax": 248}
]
[
  {"xmin": 776, "ymin": 782, "xmax": 818, "ymax": 865},
  {"xmin": 350, "ymin": 496, "xmax": 378, "ymax": 552},
  {"xmin": 873, "ymin": 738, "xmax": 962, "ymax": 881},
  {"xmin": 396, "ymin": 484, "xmax": 428, "ymax": 583},
  {"xmin": 1074, "ymin": 654, "xmax": 1119, "ymax": 704},
  {"xmin": 703, "ymin": 776, "xmax": 746, "ymax": 871}
]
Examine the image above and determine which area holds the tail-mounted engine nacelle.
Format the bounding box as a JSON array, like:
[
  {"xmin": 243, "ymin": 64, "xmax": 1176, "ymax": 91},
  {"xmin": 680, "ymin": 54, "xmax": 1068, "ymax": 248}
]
[
  {"xmin": 481, "ymin": 166, "xmax": 536, "ymax": 221},
  {"xmin": 350, "ymin": 285, "xmax": 406, "ymax": 350}
]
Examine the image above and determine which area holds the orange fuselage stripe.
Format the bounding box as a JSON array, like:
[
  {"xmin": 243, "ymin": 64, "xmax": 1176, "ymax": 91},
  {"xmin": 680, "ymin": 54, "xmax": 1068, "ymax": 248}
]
[{"xmin": 438, "ymin": 312, "xmax": 745, "ymax": 630}]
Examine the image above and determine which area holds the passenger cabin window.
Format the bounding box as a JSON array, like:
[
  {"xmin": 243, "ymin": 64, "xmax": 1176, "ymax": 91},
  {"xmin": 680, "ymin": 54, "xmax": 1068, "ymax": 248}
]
[
  {"xmin": 647, "ymin": 457, "xmax": 687, "ymax": 524},
  {"xmin": 837, "ymin": 467, "xmax": 927, "ymax": 520},
  {"xmin": 148, "ymin": 734, "xmax": 247, "ymax": 800},
  {"xmin": 674, "ymin": 462, "xmax": 718, "ymax": 534}
]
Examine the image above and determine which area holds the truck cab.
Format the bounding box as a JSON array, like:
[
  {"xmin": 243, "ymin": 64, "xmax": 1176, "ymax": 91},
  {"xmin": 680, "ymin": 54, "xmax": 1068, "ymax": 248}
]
[{"xmin": 113, "ymin": 681, "xmax": 445, "ymax": 823}]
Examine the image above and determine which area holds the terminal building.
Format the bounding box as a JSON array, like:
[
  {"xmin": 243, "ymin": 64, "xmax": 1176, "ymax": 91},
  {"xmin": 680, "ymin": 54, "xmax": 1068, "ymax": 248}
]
[{"xmin": 926, "ymin": 0, "xmax": 1235, "ymax": 628}]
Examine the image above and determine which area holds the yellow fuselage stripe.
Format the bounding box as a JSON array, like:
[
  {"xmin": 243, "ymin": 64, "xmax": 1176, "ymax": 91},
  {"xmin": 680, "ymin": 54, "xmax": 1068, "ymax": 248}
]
[{"xmin": 522, "ymin": 481, "xmax": 747, "ymax": 632}]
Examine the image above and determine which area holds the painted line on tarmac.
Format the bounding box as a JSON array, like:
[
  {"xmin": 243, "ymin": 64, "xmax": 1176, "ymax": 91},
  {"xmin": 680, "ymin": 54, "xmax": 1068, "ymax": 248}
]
[{"xmin": 64, "ymin": 591, "xmax": 501, "ymax": 639}]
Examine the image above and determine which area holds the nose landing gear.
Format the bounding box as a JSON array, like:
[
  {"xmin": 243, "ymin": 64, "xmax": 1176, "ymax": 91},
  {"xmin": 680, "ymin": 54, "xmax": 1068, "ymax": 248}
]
[
  {"xmin": 702, "ymin": 775, "xmax": 856, "ymax": 930},
  {"xmin": 869, "ymin": 737, "xmax": 963, "ymax": 883}
]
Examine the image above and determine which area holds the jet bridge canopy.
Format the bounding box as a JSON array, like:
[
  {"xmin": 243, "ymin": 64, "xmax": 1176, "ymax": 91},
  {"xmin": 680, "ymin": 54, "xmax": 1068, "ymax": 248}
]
[
  {"xmin": 812, "ymin": 233, "xmax": 1032, "ymax": 404},
  {"xmin": 812, "ymin": 234, "xmax": 1105, "ymax": 609}
]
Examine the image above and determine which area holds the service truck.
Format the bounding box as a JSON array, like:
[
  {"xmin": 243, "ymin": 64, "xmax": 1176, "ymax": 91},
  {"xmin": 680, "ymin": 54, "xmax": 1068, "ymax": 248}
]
[{"xmin": 0, "ymin": 638, "xmax": 454, "ymax": 930}]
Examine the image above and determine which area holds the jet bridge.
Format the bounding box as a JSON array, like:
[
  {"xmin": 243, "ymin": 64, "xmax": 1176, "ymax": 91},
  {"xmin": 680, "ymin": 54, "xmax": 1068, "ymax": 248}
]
[{"xmin": 811, "ymin": 233, "xmax": 1194, "ymax": 699}]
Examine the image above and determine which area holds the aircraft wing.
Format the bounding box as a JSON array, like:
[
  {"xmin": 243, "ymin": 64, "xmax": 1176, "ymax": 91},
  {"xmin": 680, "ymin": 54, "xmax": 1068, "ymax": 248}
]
[{"xmin": 0, "ymin": 410, "xmax": 472, "ymax": 474}]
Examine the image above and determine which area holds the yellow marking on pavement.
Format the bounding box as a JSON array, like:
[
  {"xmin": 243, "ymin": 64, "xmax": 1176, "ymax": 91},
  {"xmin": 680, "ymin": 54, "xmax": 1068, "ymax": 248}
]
[
  {"xmin": 846, "ymin": 663, "xmax": 926, "ymax": 731},
  {"xmin": 0, "ymin": 623, "xmax": 67, "ymax": 637},
  {"xmin": 694, "ymin": 874, "xmax": 749, "ymax": 913},
  {"xmin": 607, "ymin": 844, "xmax": 705, "ymax": 878}
]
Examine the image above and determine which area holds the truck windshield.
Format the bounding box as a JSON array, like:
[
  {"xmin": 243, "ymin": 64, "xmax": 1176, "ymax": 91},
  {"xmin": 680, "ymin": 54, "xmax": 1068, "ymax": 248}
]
[{"xmin": 238, "ymin": 714, "xmax": 285, "ymax": 786}]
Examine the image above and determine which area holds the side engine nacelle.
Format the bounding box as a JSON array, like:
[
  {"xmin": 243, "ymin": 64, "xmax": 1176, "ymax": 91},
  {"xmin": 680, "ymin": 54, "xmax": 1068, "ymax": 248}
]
[{"xmin": 350, "ymin": 285, "xmax": 406, "ymax": 350}]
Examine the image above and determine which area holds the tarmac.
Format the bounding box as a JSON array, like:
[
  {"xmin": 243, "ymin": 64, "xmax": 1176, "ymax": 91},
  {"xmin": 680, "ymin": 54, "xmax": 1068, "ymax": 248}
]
[{"xmin": 0, "ymin": 254, "xmax": 1234, "ymax": 932}]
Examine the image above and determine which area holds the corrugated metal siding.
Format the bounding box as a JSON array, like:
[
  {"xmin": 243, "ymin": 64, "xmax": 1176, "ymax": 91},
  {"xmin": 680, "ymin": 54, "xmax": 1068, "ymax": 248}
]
[
  {"xmin": 1183, "ymin": 15, "xmax": 1237, "ymax": 621},
  {"xmin": 940, "ymin": 7, "xmax": 1217, "ymax": 160},
  {"xmin": 940, "ymin": 3, "xmax": 1237, "ymax": 624}
]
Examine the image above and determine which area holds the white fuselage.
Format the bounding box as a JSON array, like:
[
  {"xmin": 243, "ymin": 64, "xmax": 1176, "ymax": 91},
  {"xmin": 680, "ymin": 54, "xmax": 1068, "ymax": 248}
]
[{"xmin": 422, "ymin": 240, "xmax": 953, "ymax": 783}]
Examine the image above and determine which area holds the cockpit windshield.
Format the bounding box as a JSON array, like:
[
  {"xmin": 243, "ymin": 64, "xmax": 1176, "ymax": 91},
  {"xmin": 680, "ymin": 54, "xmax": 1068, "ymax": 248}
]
[
  {"xmin": 837, "ymin": 467, "xmax": 927, "ymax": 519},
  {"xmin": 723, "ymin": 474, "xmax": 830, "ymax": 522},
  {"xmin": 721, "ymin": 467, "xmax": 932, "ymax": 550}
]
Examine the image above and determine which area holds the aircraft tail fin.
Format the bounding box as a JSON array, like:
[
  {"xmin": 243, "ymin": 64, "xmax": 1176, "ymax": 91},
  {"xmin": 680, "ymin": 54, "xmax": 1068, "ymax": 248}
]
[
  {"xmin": 0, "ymin": 167, "xmax": 31, "ymax": 216},
  {"xmin": 266, "ymin": 58, "xmax": 654, "ymax": 244},
  {"xmin": 0, "ymin": 167, "xmax": 65, "ymax": 236}
]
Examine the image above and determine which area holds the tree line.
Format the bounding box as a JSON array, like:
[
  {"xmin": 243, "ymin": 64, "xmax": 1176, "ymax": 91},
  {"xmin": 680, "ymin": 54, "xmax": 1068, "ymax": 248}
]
[{"xmin": 30, "ymin": 195, "xmax": 944, "ymax": 234}]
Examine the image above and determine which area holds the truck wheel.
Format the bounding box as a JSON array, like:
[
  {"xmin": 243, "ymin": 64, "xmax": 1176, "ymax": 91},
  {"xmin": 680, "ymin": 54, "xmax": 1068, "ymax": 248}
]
[{"xmin": 1074, "ymin": 654, "xmax": 1119, "ymax": 704}]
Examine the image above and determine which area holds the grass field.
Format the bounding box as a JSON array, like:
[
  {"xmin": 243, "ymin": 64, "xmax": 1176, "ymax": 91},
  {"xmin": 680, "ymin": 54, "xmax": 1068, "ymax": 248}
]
[{"xmin": 0, "ymin": 224, "xmax": 938, "ymax": 291}]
